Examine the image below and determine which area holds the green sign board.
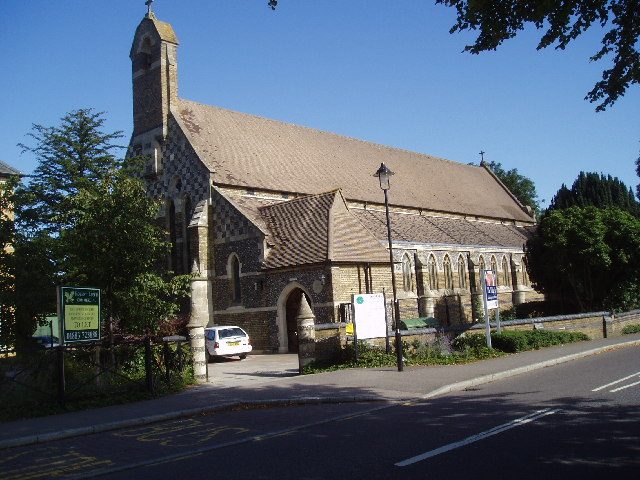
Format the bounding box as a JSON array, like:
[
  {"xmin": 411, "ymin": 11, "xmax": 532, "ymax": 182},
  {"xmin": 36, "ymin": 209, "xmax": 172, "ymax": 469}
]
[{"xmin": 59, "ymin": 287, "xmax": 101, "ymax": 343}]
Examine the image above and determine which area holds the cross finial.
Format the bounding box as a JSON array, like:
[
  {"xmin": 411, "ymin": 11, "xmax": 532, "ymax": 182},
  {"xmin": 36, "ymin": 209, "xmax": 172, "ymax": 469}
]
[
  {"xmin": 145, "ymin": 0, "xmax": 154, "ymax": 16},
  {"xmin": 479, "ymin": 150, "xmax": 485, "ymax": 163}
]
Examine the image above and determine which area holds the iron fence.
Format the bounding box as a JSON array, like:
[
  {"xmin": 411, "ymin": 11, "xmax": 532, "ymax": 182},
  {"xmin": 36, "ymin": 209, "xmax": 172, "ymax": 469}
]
[{"xmin": 0, "ymin": 335, "xmax": 192, "ymax": 414}]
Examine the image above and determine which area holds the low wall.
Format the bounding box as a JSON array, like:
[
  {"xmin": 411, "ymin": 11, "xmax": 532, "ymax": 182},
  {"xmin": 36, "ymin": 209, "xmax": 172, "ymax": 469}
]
[
  {"xmin": 468, "ymin": 312, "xmax": 609, "ymax": 339},
  {"xmin": 311, "ymin": 309, "xmax": 640, "ymax": 360}
]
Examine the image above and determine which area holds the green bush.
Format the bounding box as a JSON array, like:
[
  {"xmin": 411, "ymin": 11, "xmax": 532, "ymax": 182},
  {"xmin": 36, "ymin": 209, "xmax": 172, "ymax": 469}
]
[
  {"xmin": 491, "ymin": 330, "xmax": 589, "ymax": 353},
  {"xmin": 452, "ymin": 333, "xmax": 488, "ymax": 352},
  {"xmin": 621, "ymin": 324, "xmax": 640, "ymax": 334}
]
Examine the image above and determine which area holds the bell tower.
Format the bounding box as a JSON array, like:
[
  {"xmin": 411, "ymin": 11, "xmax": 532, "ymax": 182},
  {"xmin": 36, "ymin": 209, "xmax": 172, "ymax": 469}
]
[{"xmin": 129, "ymin": 7, "xmax": 179, "ymax": 147}]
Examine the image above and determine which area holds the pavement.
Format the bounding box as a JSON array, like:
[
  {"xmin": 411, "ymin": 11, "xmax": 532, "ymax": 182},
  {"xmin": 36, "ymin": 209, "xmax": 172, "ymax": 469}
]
[{"xmin": 1, "ymin": 334, "xmax": 639, "ymax": 450}]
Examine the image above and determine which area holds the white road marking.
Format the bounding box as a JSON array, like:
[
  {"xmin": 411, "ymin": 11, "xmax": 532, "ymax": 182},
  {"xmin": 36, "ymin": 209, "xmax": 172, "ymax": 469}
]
[
  {"xmin": 395, "ymin": 408, "xmax": 561, "ymax": 467},
  {"xmin": 591, "ymin": 372, "xmax": 640, "ymax": 392},
  {"xmin": 610, "ymin": 380, "xmax": 640, "ymax": 393}
]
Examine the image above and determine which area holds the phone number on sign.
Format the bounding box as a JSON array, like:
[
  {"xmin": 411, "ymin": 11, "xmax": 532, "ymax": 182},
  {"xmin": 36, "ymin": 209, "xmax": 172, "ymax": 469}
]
[{"xmin": 65, "ymin": 330, "xmax": 99, "ymax": 341}]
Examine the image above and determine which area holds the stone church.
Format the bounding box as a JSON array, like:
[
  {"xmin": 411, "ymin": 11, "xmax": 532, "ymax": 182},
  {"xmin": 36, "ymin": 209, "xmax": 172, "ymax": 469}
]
[{"xmin": 128, "ymin": 12, "xmax": 537, "ymax": 355}]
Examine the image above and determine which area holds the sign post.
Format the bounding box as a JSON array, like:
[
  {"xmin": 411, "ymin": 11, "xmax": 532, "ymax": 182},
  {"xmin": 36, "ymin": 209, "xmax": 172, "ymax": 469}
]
[
  {"xmin": 59, "ymin": 287, "xmax": 101, "ymax": 344},
  {"xmin": 482, "ymin": 270, "xmax": 500, "ymax": 348}
]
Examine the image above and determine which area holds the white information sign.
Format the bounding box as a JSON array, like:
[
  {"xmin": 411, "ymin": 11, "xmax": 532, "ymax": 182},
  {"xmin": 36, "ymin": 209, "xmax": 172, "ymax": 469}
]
[
  {"xmin": 483, "ymin": 270, "xmax": 499, "ymax": 310},
  {"xmin": 351, "ymin": 293, "xmax": 387, "ymax": 339}
]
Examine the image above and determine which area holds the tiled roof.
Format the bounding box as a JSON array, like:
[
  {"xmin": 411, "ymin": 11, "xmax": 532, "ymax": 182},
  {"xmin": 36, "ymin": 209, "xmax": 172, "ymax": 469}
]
[
  {"xmin": 255, "ymin": 190, "xmax": 390, "ymax": 269},
  {"xmin": 149, "ymin": 15, "xmax": 179, "ymax": 44},
  {"xmin": 219, "ymin": 190, "xmax": 529, "ymax": 271},
  {"xmin": 352, "ymin": 208, "xmax": 530, "ymax": 248},
  {"xmin": 172, "ymin": 99, "xmax": 534, "ymax": 223},
  {"xmin": 0, "ymin": 160, "xmax": 21, "ymax": 177}
]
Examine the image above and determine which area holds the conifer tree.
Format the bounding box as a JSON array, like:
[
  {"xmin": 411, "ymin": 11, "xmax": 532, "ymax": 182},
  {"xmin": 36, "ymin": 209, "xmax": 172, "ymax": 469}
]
[{"xmin": 549, "ymin": 172, "xmax": 640, "ymax": 216}]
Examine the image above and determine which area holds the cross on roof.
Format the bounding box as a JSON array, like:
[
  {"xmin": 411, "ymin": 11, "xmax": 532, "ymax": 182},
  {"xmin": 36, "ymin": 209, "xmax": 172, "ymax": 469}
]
[
  {"xmin": 145, "ymin": 0, "xmax": 154, "ymax": 16},
  {"xmin": 479, "ymin": 150, "xmax": 486, "ymax": 163}
]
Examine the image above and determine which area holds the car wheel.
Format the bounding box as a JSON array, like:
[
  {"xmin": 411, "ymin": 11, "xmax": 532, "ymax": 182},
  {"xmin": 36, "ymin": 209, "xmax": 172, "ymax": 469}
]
[{"xmin": 239, "ymin": 353, "xmax": 247, "ymax": 360}]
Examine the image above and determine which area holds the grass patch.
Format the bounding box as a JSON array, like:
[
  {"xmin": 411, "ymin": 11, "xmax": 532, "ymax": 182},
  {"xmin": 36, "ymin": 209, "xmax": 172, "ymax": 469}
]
[{"xmin": 621, "ymin": 324, "xmax": 640, "ymax": 335}]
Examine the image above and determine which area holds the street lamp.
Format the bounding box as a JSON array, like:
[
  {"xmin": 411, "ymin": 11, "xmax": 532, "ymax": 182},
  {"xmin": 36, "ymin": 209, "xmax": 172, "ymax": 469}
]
[{"xmin": 373, "ymin": 162, "xmax": 404, "ymax": 372}]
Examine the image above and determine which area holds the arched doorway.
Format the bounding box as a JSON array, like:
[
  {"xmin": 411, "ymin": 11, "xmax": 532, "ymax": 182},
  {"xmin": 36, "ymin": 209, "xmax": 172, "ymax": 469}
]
[
  {"xmin": 276, "ymin": 282, "xmax": 312, "ymax": 353},
  {"xmin": 285, "ymin": 288, "xmax": 306, "ymax": 353}
]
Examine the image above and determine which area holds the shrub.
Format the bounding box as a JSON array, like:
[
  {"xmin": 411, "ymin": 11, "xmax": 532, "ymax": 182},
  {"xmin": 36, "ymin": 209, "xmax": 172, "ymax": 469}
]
[
  {"xmin": 621, "ymin": 324, "xmax": 640, "ymax": 335},
  {"xmin": 491, "ymin": 330, "xmax": 589, "ymax": 353},
  {"xmin": 452, "ymin": 333, "xmax": 488, "ymax": 352}
]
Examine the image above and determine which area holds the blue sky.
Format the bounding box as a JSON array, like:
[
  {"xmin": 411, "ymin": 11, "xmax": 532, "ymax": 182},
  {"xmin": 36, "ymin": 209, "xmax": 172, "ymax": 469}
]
[{"xmin": 1, "ymin": 0, "xmax": 638, "ymax": 206}]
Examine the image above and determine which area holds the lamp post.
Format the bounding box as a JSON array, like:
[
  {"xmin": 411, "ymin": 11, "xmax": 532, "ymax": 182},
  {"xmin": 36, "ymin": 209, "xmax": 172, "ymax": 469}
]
[{"xmin": 374, "ymin": 162, "xmax": 404, "ymax": 372}]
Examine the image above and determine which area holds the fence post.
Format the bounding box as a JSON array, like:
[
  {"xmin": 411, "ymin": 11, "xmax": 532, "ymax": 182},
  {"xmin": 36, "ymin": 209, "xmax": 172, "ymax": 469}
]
[
  {"xmin": 57, "ymin": 345, "xmax": 65, "ymax": 407},
  {"xmin": 144, "ymin": 334, "xmax": 154, "ymax": 394},
  {"xmin": 177, "ymin": 340, "xmax": 184, "ymax": 372},
  {"xmin": 163, "ymin": 340, "xmax": 171, "ymax": 385},
  {"xmin": 108, "ymin": 317, "xmax": 115, "ymax": 367}
]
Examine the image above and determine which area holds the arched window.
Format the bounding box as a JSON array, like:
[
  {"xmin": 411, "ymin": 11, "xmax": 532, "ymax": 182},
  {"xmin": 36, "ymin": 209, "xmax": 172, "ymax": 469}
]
[
  {"xmin": 502, "ymin": 256, "xmax": 510, "ymax": 287},
  {"xmin": 153, "ymin": 142, "xmax": 162, "ymax": 173},
  {"xmin": 457, "ymin": 255, "xmax": 467, "ymax": 289},
  {"xmin": 229, "ymin": 254, "xmax": 242, "ymax": 304},
  {"xmin": 402, "ymin": 254, "xmax": 412, "ymax": 292},
  {"xmin": 490, "ymin": 256, "xmax": 498, "ymax": 286},
  {"xmin": 478, "ymin": 255, "xmax": 485, "ymax": 275},
  {"xmin": 183, "ymin": 197, "xmax": 192, "ymax": 274},
  {"xmin": 168, "ymin": 199, "xmax": 178, "ymax": 272},
  {"xmin": 443, "ymin": 255, "xmax": 453, "ymax": 290},
  {"xmin": 522, "ymin": 258, "xmax": 529, "ymax": 286},
  {"xmin": 428, "ymin": 254, "xmax": 438, "ymax": 290}
]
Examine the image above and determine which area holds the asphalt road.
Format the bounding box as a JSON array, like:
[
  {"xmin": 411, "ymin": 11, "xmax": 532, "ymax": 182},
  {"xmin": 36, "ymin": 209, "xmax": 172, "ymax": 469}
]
[{"xmin": 1, "ymin": 347, "xmax": 638, "ymax": 479}]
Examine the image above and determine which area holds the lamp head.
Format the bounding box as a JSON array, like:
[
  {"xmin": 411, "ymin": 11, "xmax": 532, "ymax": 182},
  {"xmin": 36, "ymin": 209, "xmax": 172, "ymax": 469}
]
[{"xmin": 374, "ymin": 162, "xmax": 394, "ymax": 190}]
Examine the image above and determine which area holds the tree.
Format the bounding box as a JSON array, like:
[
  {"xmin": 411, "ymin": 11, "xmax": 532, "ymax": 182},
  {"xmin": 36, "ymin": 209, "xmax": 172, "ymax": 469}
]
[
  {"xmin": 436, "ymin": 1, "xmax": 640, "ymax": 111},
  {"xmin": 62, "ymin": 168, "xmax": 190, "ymax": 333},
  {"xmin": 0, "ymin": 178, "xmax": 16, "ymax": 265},
  {"xmin": 0, "ymin": 179, "xmax": 17, "ymax": 349},
  {"xmin": 548, "ymin": 171, "xmax": 640, "ymax": 216},
  {"xmin": 12, "ymin": 109, "xmax": 190, "ymax": 340},
  {"xmin": 526, "ymin": 206, "xmax": 640, "ymax": 312},
  {"xmin": 636, "ymin": 154, "xmax": 640, "ymax": 201},
  {"xmin": 485, "ymin": 161, "xmax": 540, "ymax": 215},
  {"xmin": 16, "ymin": 109, "xmax": 123, "ymax": 235}
]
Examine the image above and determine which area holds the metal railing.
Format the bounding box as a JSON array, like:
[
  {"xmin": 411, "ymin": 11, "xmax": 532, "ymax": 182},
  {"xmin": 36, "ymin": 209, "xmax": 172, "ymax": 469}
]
[{"xmin": 0, "ymin": 335, "xmax": 192, "ymax": 412}]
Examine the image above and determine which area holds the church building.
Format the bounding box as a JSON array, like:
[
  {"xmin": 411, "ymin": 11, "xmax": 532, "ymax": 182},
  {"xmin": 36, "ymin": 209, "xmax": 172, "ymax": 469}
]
[{"xmin": 128, "ymin": 11, "xmax": 538, "ymax": 355}]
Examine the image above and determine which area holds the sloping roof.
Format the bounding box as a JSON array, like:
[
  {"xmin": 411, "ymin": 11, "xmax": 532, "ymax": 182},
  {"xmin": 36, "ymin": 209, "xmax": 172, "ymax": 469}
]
[
  {"xmin": 172, "ymin": 98, "xmax": 534, "ymax": 223},
  {"xmin": 353, "ymin": 208, "xmax": 530, "ymax": 248},
  {"xmin": 0, "ymin": 160, "xmax": 21, "ymax": 177},
  {"xmin": 148, "ymin": 15, "xmax": 179, "ymax": 44},
  {"xmin": 257, "ymin": 190, "xmax": 390, "ymax": 269}
]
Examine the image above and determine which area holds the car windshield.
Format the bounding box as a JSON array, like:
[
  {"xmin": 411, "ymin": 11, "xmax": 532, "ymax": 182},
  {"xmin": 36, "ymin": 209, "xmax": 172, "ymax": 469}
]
[{"xmin": 219, "ymin": 328, "xmax": 246, "ymax": 339}]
